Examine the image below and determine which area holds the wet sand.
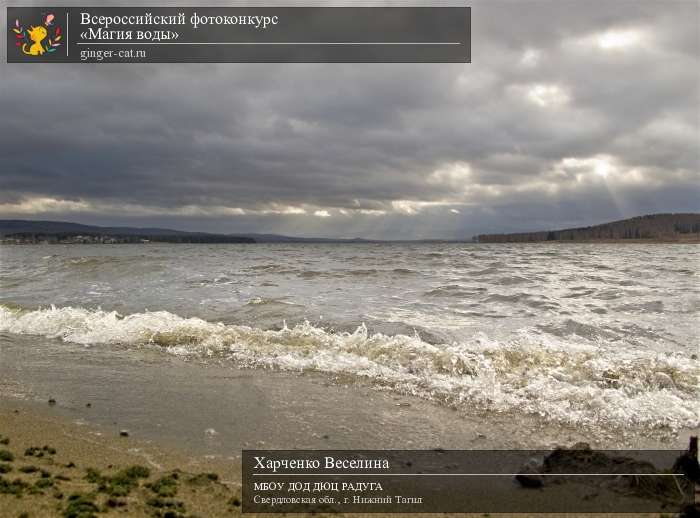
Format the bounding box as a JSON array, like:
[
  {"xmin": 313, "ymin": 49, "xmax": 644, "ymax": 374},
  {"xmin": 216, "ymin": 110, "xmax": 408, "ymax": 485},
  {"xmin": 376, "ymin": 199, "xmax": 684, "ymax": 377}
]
[{"xmin": 1, "ymin": 333, "xmax": 693, "ymax": 454}]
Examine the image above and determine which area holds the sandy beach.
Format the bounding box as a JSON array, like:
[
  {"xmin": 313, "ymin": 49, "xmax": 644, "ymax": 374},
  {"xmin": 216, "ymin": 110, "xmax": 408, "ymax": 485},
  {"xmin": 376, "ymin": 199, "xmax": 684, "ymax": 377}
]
[
  {"xmin": 1, "ymin": 398, "xmax": 683, "ymax": 518},
  {"xmin": 0, "ymin": 397, "xmax": 242, "ymax": 517}
]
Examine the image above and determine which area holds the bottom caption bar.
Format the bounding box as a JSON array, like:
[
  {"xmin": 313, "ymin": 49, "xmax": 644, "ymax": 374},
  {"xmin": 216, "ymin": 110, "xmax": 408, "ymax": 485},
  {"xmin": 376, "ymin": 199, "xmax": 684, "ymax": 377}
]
[{"xmin": 242, "ymin": 442, "xmax": 699, "ymax": 513}]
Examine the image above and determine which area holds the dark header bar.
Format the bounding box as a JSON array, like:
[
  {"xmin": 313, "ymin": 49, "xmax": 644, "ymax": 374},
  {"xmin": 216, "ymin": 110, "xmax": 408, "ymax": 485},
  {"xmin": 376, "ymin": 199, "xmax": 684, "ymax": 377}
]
[{"xmin": 7, "ymin": 7, "xmax": 471, "ymax": 63}]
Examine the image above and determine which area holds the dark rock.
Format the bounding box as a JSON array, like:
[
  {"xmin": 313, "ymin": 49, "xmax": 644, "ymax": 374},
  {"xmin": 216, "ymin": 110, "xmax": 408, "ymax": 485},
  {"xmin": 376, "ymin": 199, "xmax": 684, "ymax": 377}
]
[
  {"xmin": 680, "ymin": 503, "xmax": 700, "ymax": 518},
  {"xmin": 119, "ymin": 430, "xmax": 129, "ymax": 437},
  {"xmin": 673, "ymin": 436, "xmax": 699, "ymax": 483},
  {"xmin": 515, "ymin": 459, "xmax": 545, "ymax": 489},
  {"xmin": 48, "ymin": 398, "xmax": 56, "ymax": 406},
  {"xmin": 515, "ymin": 473, "xmax": 544, "ymax": 488},
  {"xmin": 570, "ymin": 442, "xmax": 592, "ymax": 450}
]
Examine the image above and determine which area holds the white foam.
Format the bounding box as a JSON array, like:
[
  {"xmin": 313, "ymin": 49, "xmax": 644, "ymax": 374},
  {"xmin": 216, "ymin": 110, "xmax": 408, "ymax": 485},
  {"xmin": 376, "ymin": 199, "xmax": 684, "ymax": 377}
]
[{"xmin": 1, "ymin": 304, "xmax": 698, "ymax": 433}]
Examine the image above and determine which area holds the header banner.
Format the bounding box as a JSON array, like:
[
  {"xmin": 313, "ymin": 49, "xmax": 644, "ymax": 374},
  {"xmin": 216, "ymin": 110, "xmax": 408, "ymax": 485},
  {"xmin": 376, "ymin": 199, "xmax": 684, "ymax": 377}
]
[{"xmin": 7, "ymin": 7, "xmax": 471, "ymax": 63}]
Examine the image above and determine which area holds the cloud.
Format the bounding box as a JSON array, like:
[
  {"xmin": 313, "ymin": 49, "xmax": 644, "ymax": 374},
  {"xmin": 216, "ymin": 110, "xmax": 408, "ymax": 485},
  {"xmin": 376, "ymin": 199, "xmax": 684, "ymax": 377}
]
[
  {"xmin": 524, "ymin": 83, "xmax": 571, "ymax": 107},
  {"xmin": 0, "ymin": 0, "xmax": 698, "ymax": 239}
]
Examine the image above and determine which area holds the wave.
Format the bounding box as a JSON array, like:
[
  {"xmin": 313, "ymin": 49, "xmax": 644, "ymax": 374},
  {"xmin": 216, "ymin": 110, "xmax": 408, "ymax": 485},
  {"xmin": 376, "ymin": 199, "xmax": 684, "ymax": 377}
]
[{"xmin": 1, "ymin": 304, "xmax": 698, "ymax": 434}]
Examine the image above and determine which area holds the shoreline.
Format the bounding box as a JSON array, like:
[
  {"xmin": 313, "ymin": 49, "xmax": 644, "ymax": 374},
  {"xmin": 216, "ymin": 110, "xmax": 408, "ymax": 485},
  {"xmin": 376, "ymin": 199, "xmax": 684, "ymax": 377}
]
[
  {"xmin": 476, "ymin": 238, "xmax": 700, "ymax": 244},
  {"xmin": 1, "ymin": 333, "xmax": 695, "ymax": 453},
  {"xmin": 2, "ymin": 238, "xmax": 700, "ymax": 245},
  {"xmin": 1, "ymin": 331, "xmax": 695, "ymax": 516}
]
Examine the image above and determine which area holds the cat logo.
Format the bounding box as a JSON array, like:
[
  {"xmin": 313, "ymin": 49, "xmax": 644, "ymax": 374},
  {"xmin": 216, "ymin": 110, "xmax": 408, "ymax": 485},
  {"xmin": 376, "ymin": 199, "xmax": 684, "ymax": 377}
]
[{"xmin": 11, "ymin": 13, "xmax": 62, "ymax": 56}]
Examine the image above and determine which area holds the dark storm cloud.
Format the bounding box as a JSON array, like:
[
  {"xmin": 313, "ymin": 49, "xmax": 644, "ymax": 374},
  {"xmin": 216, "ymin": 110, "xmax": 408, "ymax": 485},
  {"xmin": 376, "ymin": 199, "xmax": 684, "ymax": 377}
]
[{"xmin": 0, "ymin": 0, "xmax": 698, "ymax": 238}]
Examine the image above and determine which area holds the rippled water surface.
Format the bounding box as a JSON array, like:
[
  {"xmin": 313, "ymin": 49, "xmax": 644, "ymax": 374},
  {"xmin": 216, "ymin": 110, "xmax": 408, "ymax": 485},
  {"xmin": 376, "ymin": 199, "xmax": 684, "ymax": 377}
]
[{"xmin": 1, "ymin": 243, "xmax": 698, "ymax": 439}]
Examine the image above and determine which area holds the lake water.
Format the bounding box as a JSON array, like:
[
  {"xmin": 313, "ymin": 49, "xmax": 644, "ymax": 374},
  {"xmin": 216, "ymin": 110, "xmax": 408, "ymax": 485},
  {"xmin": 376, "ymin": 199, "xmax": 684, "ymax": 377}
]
[{"xmin": 0, "ymin": 243, "xmax": 698, "ymax": 446}]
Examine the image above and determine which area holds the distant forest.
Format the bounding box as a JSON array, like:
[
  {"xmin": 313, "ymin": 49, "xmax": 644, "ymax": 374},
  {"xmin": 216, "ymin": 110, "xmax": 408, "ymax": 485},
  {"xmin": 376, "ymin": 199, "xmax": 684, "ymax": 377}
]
[
  {"xmin": 477, "ymin": 213, "xmax": 700, "ymax": 243},
  {"xmin": 1, "ymin": 232, "xmax": 254, "ymax": 245}
]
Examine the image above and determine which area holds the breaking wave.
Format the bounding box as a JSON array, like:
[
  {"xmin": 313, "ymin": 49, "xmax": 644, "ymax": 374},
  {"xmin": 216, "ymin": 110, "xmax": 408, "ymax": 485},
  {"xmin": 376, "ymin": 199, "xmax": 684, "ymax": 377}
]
[{"xmin": 1, "ymin": 304, "xmax": 698, "ymax": 434}]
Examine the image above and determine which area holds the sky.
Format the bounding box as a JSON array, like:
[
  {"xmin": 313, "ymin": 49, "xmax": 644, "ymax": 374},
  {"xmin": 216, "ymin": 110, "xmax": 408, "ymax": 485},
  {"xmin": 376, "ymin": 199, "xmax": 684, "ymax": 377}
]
[{"xmin": 1, "ymin": 0, "xmax": 698, "ymax": 239}]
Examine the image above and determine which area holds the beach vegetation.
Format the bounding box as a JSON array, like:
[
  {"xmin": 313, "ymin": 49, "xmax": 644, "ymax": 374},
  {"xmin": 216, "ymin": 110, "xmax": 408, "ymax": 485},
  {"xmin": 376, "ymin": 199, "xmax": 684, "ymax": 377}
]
[
  {"xmin": 147, "ymin": 474, "xmax": 179, "ymax": 497},
  {"xmin": 0, "ymin": 450, "xmax": 14, "ymax": 462},
  {"xmin": 84, "ymin": 464, "xmax": 150, "ymax": 496},
  {"xmin": 187, "ymin": 472, "xmax": 219, "ymax": 485},
  {"xmin": 34, "ymin": 477, "xmax": 53, "ymax": 489},
  {"xmin": 146, "ymin": 496, "xmax": 191, "ymax": 517},
  {"xmin": 62, "ymin": 492, "xmax": 99, "ymax": 518},
  {"xmin": 84, "ymin": 468, "xmax": 102, "ymax": 484},
  {"xmin": 0, "ymin": 475, "xmax": 30, "ymax": 496},
  {"xmin": 24, "ymin": 446, "xmax": 44, "ymax": 457}
]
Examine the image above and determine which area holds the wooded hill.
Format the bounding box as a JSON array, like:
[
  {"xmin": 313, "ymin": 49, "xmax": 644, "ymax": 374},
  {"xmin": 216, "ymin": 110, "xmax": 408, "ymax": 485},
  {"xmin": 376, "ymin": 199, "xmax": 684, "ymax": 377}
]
[{"xmin": 477, "ymin": 213, "xmax": 700, "ymax": 243}]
